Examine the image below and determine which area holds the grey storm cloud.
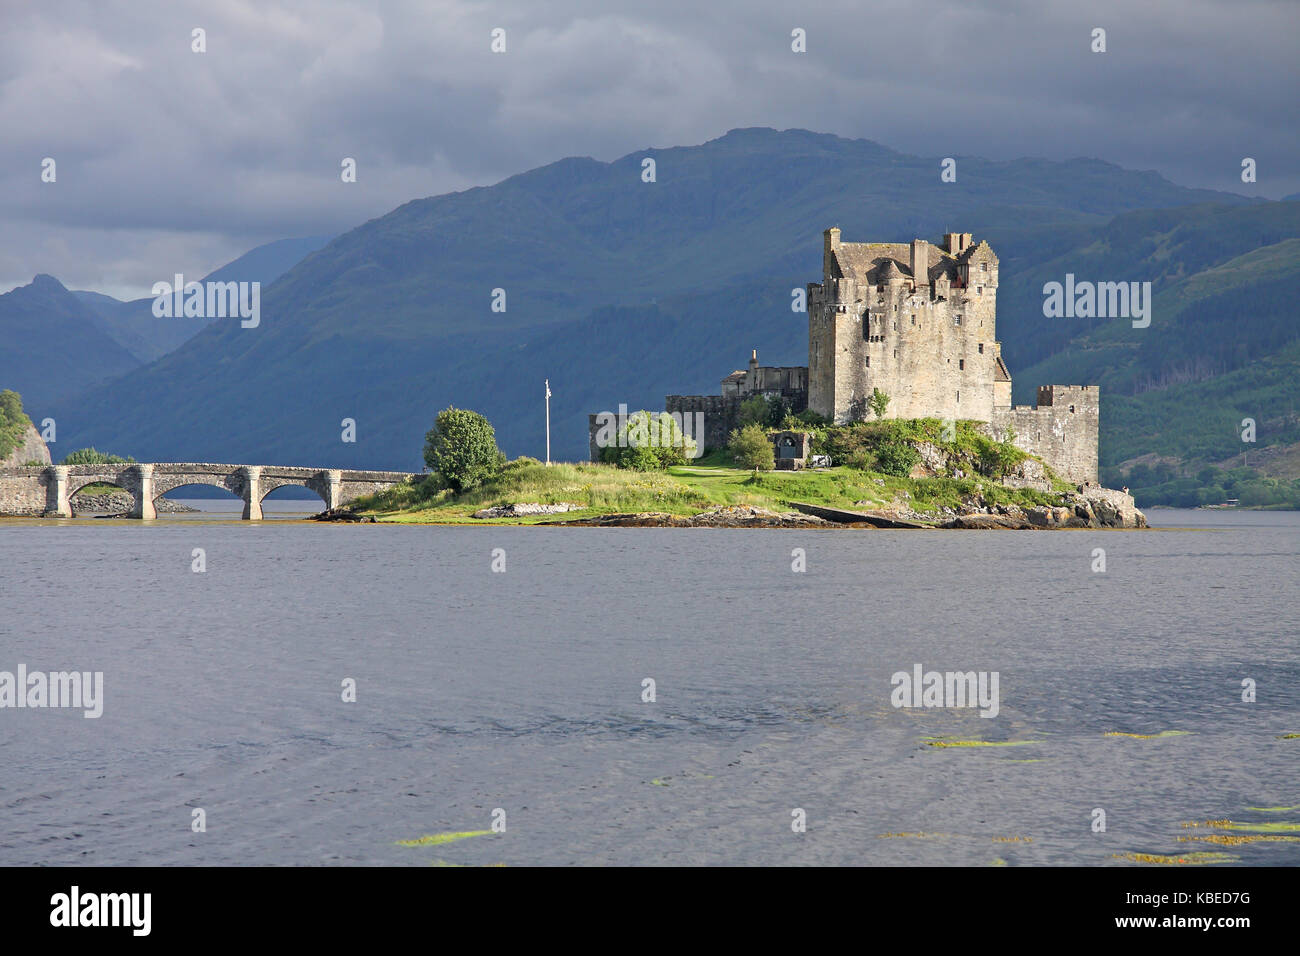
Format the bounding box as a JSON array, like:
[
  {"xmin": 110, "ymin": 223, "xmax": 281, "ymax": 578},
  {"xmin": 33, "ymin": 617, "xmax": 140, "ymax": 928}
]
[{"xmin": 1, "ymin": 0, "xmax": 1296, "ymax": 297}]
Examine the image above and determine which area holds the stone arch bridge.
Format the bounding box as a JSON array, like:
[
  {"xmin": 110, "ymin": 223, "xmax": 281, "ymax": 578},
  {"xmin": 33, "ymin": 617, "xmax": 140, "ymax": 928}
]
[{"xmin": 0, "ymin": 463, "xmax": 416, "ymax": 519}]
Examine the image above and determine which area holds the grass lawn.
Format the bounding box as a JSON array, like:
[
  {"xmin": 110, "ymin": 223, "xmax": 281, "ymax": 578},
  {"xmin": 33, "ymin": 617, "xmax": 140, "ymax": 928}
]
[{"xmin": 353, "ymin": 457, "xmax": 1068, "ymax": 525}]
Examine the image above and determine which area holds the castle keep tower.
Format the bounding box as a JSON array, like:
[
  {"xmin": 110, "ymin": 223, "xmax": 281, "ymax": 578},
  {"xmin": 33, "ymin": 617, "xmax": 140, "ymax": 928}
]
[
  {"xmin": 808, "ymin": 228, "xmax": 1005, "ymax": 423},
  {"xmin": 806, "ymin": 228, "xmax": 1097, "ymax": 483}
]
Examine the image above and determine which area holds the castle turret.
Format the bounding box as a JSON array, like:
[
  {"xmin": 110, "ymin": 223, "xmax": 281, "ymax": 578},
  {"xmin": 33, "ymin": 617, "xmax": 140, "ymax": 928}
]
[{"xmin": 881, "ymin": 258, "xmax": 904, "ymax": 294}]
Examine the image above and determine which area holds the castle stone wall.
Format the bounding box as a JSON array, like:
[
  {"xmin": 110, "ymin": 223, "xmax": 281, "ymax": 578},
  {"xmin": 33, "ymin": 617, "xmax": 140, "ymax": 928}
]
[
  {"xmin": 989, "ymin": 386, "xmax": 1099, "ymax": 484},
  {"xmin": 664, "ymin": 395, "xmax": 733, "ymax": 452}
]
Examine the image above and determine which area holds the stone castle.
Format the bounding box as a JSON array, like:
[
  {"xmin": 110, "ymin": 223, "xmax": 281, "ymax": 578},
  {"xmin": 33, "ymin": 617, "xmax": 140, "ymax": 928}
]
[{"xmin": 658, "ymin": 228, "xmax": 1099, "ymax": 484}]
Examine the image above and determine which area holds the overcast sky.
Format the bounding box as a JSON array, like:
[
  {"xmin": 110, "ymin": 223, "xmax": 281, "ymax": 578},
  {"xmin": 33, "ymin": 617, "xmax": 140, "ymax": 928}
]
[{"xmin": 2, "ymin": 0, "xmax": 1296, "ymax": 298}]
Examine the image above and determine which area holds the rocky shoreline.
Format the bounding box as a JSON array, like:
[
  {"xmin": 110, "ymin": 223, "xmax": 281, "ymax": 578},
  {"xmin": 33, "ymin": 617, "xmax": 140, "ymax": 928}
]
[
  {"xmin": 537, "ymin": 485, "xmax": 1146, "ymax": 530},
  {"xmin": 917, "ymin": 485, "xmax": 1144, "ymax": 529},
  {"xmin": 544, "ymin": 505, "xmax": 833, "ymax": 528}
]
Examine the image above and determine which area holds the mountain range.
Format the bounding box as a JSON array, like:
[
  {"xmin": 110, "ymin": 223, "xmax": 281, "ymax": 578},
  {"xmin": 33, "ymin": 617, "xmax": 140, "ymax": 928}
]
[{"xmin": 3, "ymin": 128, "xmax": 1296, "ymax": 498}]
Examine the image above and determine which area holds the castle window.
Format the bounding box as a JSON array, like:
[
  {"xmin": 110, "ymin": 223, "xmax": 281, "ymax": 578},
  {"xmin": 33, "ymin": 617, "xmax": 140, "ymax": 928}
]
[
  {"xmin": 892, "ymin": 322, "xmax": 897, "ymax": 330},
  {"xmin": 954, "ymin": 314, "xmax": 962, "ymax": 326},
  {"xmin": 956, "ymin": 390, "xmax": 960, "ymax": 403},
  {"xmin": 894, "ymin": 349, "xmax": 898, "ymax": 358},
  {"xmin": 981, "ymin": 262, "xmax": 987, "ymax": 272},
  {"xmin": 959, "ymin": 359, "xmax": 965, "ymax": 370},
  {"xmin": 1069, "ymin": 405, "xmax": 1076, "ymax": 413},
  {"xmin": 865, "ymin": 356, "xmax": 870, "ymax": 367},
  {"xmin": 910, "ymin": 315, "xmax": 916, "ymax": 325},
  {"xmin": 978, "ymin": 343, "xmax": 984, "ymax": 354},
  {"xmin": 977, "ymin": 286, "xmax": 983, "ymax": 295}
]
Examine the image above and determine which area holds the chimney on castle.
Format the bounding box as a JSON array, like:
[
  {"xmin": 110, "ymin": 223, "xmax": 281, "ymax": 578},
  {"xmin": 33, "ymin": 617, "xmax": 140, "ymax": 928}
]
[
  {"xmin": 823, "ymin": 227, "xmax": 841, "ymax": 278},
  {"xmin": 749, "ymin": 349, "xmax": 758, "ymax": 372},
  {"xmin": 911, "ymin": 239, "xmax": 929, "ymax": 292}
]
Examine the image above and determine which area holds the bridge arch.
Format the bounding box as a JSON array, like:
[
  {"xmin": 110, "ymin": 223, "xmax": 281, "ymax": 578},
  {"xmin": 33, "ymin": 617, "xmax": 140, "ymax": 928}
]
[
  {"xmin": 66, "ymin": 477, "xmax": 131, "ymax": 515},
  {"xmin": 259, "ymin": 478, "xmax": 330, "ymax": 509},
  {"xmin": 150, "ymin": 470, "xmax": 246, "ymax": 500},
  {"xmin": 151, "ymin": 482, "xmax": 242, "ymax": 513},
  {"xmin": 65, "ymin": 468, "xmax": 137, "ymax": 500}
]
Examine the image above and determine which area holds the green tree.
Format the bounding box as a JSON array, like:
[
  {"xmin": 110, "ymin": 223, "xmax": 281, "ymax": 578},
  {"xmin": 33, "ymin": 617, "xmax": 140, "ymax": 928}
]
[
  {"xmin": 600, "ymin": 411, "xmax": 697, "ymax": 470},
  {"xmin": 729, "ymin": 423, "xmax": 774, "ymax": 471},
  {"xmin": 736, "ymin": 396, "xmax": 768, "ymax": 428},
  {"xmin": 423, "ymin": 407, "xmax": 505, "ymax": 491},
  {"xmin": 764, "ymin": 394, "xmax": 789, "ymax": 428},
  {"xmin": 868, "ymin": 388, "xmax": 891, "ymax": 420}
]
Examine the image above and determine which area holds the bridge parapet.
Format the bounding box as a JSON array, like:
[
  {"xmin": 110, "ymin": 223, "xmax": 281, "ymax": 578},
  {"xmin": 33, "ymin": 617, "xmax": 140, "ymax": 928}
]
[{"xmin": 0, "ymin": 463, "xmax": 418, "ymax": 520}]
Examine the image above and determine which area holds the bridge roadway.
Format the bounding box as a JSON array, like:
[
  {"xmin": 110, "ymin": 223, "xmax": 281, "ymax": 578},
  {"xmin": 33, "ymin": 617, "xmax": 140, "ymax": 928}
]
[{"xmin": 0, "ymin": 462, "xmax": 417, "ymax": 519}]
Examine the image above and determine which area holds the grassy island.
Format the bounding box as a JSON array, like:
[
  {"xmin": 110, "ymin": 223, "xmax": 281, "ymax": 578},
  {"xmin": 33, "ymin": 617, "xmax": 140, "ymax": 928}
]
[{"xmin": 351, "ymin": 417, "xmax": 1080, "ymax": 526}]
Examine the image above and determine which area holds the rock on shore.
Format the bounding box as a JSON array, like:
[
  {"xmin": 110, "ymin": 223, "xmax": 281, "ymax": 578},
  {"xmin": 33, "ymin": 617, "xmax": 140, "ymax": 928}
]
[
  {"xmin": 472, "ymin": 502, "xmax": 583, "ymax": 519},
  {"xmin": 312, "ymin": 508, "xmax": 376, "ymax": 522},
  {"xmin": 0, "ymin": 422, "xmax": 51, "ymax": 468},
  {"xmin": 940, "ymin": 485, "xmax": 1146, "ymax": 529},
  {"xmin": 546, "ymin": 505, "xmax": 834, "ymax": 528}
]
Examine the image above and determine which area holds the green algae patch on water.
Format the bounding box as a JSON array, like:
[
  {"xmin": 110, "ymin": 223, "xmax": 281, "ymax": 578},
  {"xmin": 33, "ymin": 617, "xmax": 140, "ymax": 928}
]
[
  {"xmin": 1179, "ymin": 834, "xmax": 1300, "ymax": 846},
  {"xmin": 1184, "ymin": 820, "xmax": 1300, "ymax": 834},
  {"xmin": 1278, "ymin": 733, "xmax": 1300, "ymax": 739},
  {"xmin": 924, "ymin": 737, "xmax": 1035, "ymax": 749},
  {"xmin": 1112, "ymin": 851, "xmax": 1236, "ymax": 865},
  {"xmin": 397, "ymin": 830, "xmax": 493, "ymax": 847},
  {"xmin": 877, "ymin": 831, "xmax": 955, "ymax": 840},
  {"xmin": 1103, "ymin": 730, "xmax": 1190, "ymax": 740},
  {"xmin": 431, "ymin": 859, "xmax": 507, "ymax": 867},
  {"xmin": 1245, "ymin": 804, "xmax": 1300, "ymax": 812}
]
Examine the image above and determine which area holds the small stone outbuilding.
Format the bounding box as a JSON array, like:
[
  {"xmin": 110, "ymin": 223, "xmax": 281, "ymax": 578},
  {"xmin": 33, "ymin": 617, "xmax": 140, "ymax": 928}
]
[{"xmin": 770, "ymin": 431, "xmax": 812, "ymax": 470}]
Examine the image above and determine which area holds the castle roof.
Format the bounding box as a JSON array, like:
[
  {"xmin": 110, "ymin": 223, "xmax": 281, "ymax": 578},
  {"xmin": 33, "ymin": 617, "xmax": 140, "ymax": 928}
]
[
  {"xmin": 832, "ymin": 241, "xmax": 967, "ymax": 285},
  {"xmin": 994, "ymin": 356, "xmax": 1011, "ymax": 382}
]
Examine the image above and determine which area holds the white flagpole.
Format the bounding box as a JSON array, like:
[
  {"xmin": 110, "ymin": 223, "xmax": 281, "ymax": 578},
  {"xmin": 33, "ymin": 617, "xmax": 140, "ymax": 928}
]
[{"xmin": 545, "ymin": 379, "xmax": 552, "ymax": 466}]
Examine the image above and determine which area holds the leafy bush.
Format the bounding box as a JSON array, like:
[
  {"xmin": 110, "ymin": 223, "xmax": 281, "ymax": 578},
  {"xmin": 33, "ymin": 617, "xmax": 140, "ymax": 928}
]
[
  {"xmin": 62, "ymin": 447, "xmax": 136, "ymax": 465},
  {"xmin": 844, "ymin": 448, "xmax": 876, "ymax": 471},
  {"xmin": 785, "ymin": 408, "xmax": 828, "ymax": 428},
  {"xmin": 505, "ymin": 456, "xmax": 543, "ymax": 470},
  {"xmin": 971, "ymin": 435, "xmax": 1027, "ymax": 477},
  {"xmin": 868, "ymin": 388, "xmax": 891, "ymax": 419},
  {"xmin": 423, "ymin": 407, "xmax": 505, "ymax": 491},
  {"xmin": 729, "ymin": 423, "xmax": 775, "ymax": 471},
  {"xmin": 875, "ymin": 441, "xmax": 919, "ymax": 477}
]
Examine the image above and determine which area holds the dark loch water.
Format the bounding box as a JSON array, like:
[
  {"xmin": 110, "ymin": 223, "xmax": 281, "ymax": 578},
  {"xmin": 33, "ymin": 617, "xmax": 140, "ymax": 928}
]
[{"xmin": 1, "ymin": 507, "xmax": 1297, "ymax": 866}]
